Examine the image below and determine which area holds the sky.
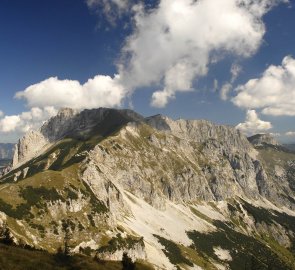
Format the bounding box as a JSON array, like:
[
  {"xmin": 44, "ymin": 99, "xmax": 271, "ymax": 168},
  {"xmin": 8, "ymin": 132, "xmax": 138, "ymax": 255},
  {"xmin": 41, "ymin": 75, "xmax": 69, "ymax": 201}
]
[{"xmin": 0, "ymin": 0, "xmax": 295, "ymax": 143}]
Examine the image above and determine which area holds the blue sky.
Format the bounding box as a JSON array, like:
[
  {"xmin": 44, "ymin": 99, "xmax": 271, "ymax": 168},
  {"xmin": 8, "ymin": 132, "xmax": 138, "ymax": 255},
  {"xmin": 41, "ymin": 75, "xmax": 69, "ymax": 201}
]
[{"xmin": 0, "ymin": 0, "xmax": 295, "ymax": 143}]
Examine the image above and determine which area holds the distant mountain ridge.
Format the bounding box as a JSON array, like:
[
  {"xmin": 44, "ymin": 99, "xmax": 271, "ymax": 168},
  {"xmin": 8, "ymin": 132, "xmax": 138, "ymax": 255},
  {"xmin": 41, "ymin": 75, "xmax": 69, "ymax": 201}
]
[
  {"xmin": 0, "ymin": 143, "xmax": 14, "ymax": 160},
  {"xmin": 248, "ymin": 133, "xmax": 280, "ymax": 146},
  {"xmin": 284, "ymin": 143, "xmax": 295, "ymax": 151}
]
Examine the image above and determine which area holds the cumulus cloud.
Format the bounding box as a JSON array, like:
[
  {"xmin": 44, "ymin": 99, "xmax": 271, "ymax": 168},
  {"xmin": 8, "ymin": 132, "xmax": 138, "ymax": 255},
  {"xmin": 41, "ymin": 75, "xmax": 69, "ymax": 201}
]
[
  {"xmin": 236, "ymin": 110, "xmax": 272, "ymax": 135},
  {"xmin": 270, "ymin": 132, "xmax": 281, "ymax": 137},
  {"xmin": 213, "ymin": 79, "xmax": 219, "ymax": 92},
  {"xmin": 2, "ymin": 75, "xmax": 125, "ymax": 138},
  {"xmin": 118, "ymin": 0, "xmax": 285, "ymax": 107},
  {"xmin": 150, "ymin": 60, "xmax": 199, "ymax": 107},
  {"xmin": 0, "ymin": 110, "xmax": 3, "ymax": 118},
  {"xmin": 286, "ymin": 131, "xmax": 295, "ymax": 136},
  {"xmin": 2, "ymin": 0, "xmax": 287, "ymax": 141},
  {"xmin": 232, "ymin": 56, "xmax": 295, "ymax": 116},
  {"xmin": 220, "ymin": 63, "xmax": 242, "ymax": 100},
  {"xmin": 220, "ymin": 83, "xmax": 233, "ymax": 101},
  {"xmin": 0, "ymin": 107, "xmax": 57, "ymax": 134},
  {"xmin": 230, "ymin": 63, "xmax": 242, "ymax": 83},
  {"xmin": 86, "ymin": 0, "xmax": 132, "ymax": 25},
  {"xmin": 15, "ymin": 75, "xmax": 125, "ymax": 110}
]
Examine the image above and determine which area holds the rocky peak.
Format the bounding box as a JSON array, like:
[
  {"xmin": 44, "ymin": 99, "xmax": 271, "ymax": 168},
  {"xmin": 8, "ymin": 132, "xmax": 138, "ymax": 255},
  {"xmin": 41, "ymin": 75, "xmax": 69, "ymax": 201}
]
[
  {"xmin": 248, "ymin": 133, "xmax": 280, "ymax": 147},
  {"xmin": 145, "ymin": 114, "xmax": 172, "ymax": 131},
  {"xmin": 11, "ymin": 108, "xmax": 145, "ymax": 168},
  {"xmin": 146, "ymin": 114, "xmax": 252, "ymax": 153},
  {"xmin": 42, "ymin": 107, "xmax": 144, "ymax": 140},
  {"xmin": 11, "ymin": 107, "xmax": 254, "ymax": 169}
]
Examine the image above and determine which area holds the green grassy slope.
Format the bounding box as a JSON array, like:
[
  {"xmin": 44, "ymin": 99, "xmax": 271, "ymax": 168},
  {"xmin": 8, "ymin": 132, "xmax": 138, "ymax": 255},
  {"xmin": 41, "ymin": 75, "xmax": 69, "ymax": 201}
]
[{"xmin": 0, "ymin": 243, "xmax": 153, "ymax": 270}]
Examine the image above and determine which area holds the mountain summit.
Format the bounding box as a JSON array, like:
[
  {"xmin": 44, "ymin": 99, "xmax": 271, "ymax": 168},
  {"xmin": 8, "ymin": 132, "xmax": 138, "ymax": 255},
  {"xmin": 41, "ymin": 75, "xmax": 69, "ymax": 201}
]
[
  {"xmin": 1, "ymin": 108, "xmax": 295, "ymax": 269},
  {"xmin": 248, "ymin": 133, "xmax": 280, "ymax": 147}
]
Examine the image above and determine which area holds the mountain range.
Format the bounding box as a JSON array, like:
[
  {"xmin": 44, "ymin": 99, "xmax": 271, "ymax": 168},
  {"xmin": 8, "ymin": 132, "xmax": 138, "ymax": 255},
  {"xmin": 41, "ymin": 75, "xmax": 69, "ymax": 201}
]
[
  {"xmin": 0, "ymin": 108, "xmax": 295, "ymax": 270},
  {"xmin": 0, "ymin": 143, "xmax": 14, "ymax": 172},
  {"xmin": 0, "ymin": 143, "xmax": 14, "ymax": 160}
]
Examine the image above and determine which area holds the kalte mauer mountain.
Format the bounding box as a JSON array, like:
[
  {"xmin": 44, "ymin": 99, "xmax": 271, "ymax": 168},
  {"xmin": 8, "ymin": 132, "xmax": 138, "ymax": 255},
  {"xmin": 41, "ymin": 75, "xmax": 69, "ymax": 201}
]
[{"xmin": 1, "ymin": 108, "xmax": 295, "ymax": 270}]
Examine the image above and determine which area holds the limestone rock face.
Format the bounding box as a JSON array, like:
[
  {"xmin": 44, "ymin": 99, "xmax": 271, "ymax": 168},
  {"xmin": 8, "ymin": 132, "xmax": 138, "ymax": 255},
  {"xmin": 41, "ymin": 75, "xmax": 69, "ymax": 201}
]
[
  {"xmin": 12, "ymin": 130, "xmax": 49, "ymax": 167},
  {"xmin": 11, "ymin": 108, "xmax": 144, "ymax": 168},
  {"xmin": 9, "ymin": 108, "xmax": 295, "ymax": 209},
  {"xmin": 96, "ymin": 237, "xmax": 146, "ymax": 262},
  {"xmin": 1, "ymin": 108, "xmax": 295, "ymax": 269},
  {"xmin": 248, "ymin": 133, "xmax": 280, "ymax": 146}
]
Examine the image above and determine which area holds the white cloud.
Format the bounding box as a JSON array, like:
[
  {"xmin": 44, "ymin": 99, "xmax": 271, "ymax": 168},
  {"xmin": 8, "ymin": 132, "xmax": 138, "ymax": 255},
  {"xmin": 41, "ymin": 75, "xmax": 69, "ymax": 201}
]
[
  {"xmin": 219, "ymin": 64, "xmax": 242, "ymax": 100},
  {"xmin": 15, "ymin": 75, "xmax": 126, "ymax": 110},
  {"xmin": 236, "ymin": 110, "xmax": 272, "ymax": 135},
  {"xmin": 2, "ymin": 0, "xmax": 287, "ymax": 142},
  {"xmin": 230, "ymin": 63, "xmax": 242, "ymax": 83},
  {"xmin": 150, "ymin": 60, "xmax": 198, "ymax": 107},
  {"xmin": 87, "ymin": 0, "xmax": 129, "ymax": 10},
  {"xmin": 0, "ymin": 111, "xmax": 3, "ymax": 118},
  {"xmin": 270, "ymin": 132, "xmax": 281, "ymax": 137},
  {"xmin": 86, "ymin": 0, "xmax": 131, "ymax": 25},
  {"xmin": 0, "ymin": 107, "xmax": 57, "ymax": 134},
  {"xmin": 232, "ymin": 56, "xmax": 295, "ymax": 116},
  {"xmin": 286, "ymin": 131, "xmax": 295, "ymax": 136},
  {"xmin": 3, "ymin": 75, "xmax": 125, "ymax": 138},
  {"xmin": 118, "ymin": 0, "xmax": 285, "ymax": 107},
  {"xmin": 213, "ymin": 79, "xmax": 219, "ymax": 92},
  {"xmin": 220, "ymin": 83, "xmax": 233, "ymax": 101},
  {"xmin": 0, "ymin": 115, "xmax": 21, "ymax": 133}
]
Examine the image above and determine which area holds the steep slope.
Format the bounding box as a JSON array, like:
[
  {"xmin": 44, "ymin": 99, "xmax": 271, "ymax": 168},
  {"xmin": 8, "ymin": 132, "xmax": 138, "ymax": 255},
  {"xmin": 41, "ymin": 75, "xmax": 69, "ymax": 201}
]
[
  {"xmin": 0, "ymin": 243, "xmax": 153, "ymax": 270},
  {"xmin": 248, "ymin": 133, "xmax": 280, "ymax": 147},
  {"xmin": 12, "ymin": 108, "xmax": 144, "ymax": 168},
  {"xmin": 1, "ymin": 108, "xmax": 295, "ymax": 270}
]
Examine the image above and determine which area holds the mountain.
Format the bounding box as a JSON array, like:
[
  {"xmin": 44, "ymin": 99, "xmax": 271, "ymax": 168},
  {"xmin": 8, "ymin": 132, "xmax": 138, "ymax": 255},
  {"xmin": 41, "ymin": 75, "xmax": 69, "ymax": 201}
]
[
  {"xmin": 1, "ymin": 108, "xmax": 295, "ymax": 270},
  {"xmin": 248, "ymin": 133, "xmax": 280, "ymax": 147},
  {"xmin": 0, "ymin": 143, "xmax": 14, "ymax": 174},
  {"xmin": 0, "ymin": 143, "xmax": 14, "ymax": 160},
  {"xmin": 284, "ymin": 144, "xmax": 295, "ymax": 152}
]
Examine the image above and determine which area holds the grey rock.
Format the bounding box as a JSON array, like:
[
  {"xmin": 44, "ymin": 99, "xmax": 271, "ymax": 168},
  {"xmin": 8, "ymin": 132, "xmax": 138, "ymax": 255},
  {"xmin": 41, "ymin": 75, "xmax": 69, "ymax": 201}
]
[{"xmin": 248, "ymin": 133, "xmax": 280, "ymax": 147}]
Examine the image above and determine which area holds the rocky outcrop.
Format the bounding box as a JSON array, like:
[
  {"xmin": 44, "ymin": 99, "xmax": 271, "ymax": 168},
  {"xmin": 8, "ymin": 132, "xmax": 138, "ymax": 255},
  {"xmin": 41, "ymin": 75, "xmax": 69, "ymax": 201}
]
[
  {"xmin": 11, "ymin": 108, "xmax": 144, "ymax": 169},
  {"xmin": 96, "ymin": 235, "xmax": 146, "ymax": 262},
  {"xmin": 1, "ymin": 108, "xmax": 295, "ymax": 269},
  {"xmin": 86, "ymin": 122, "xmax": 283, "ymax": 208},
  {"xmin": 146, "ymin": 114, "xmax": 251, "ymax": 154},
  {"xmin": 8, "ymin": 108, "xmax": 295, "ymax": 209},
  {"xmin": 248, "ymin": 133, "xmax": 280, "ymax": 147},
  {"xmin": 12, "ymin": 130, "xmax": 49, "ymax": 167}
]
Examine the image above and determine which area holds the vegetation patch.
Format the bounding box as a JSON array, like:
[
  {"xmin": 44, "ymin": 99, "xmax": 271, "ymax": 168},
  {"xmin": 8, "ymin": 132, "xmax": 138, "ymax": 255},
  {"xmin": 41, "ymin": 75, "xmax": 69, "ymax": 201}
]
[
  {"xmin": 241, "ymin": 199, "xmax": 295, "ymax": 233},
  {"xmin": 187, "ymin": 220, "xmax": 294, "ymax": 270},
  {"xmin": 0, "ymin": 242, "xmax": 153, "ymax": 270},
  {"xmin": 154, "ymin": 234, "xmax": 193, "ymax": 270},
  {"xmin": 0, "ymin": 185, "xmax": 64, "ymax": 220},
  {"xmin": 98, "ymin": 234, "xmax": 144, "ymax": 253},
  {"xmin": 189, "ymin": 206, "xmax": 212, "ymax": 223},
  {"xmin": 82, "ymin": 181, "xmax": 108, "ymax": 214}
]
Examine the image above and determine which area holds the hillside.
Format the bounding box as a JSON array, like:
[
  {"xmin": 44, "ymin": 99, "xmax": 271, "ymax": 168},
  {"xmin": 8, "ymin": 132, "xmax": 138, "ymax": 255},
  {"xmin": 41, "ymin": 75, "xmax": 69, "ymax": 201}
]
[
  {"xmin": 0, "ymin": 108, "xmax": 295, "ymax": 270},
  {"xmin": 0, "ymin": 243, "xmax": 153, "ymax": 270}
]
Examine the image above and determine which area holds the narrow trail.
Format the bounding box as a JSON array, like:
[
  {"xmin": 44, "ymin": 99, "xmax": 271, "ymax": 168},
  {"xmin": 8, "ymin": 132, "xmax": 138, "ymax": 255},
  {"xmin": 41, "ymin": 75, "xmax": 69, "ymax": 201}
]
[{"xmin": 0, "ymin": 184, "xmax": 8, "ymax": 191}]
